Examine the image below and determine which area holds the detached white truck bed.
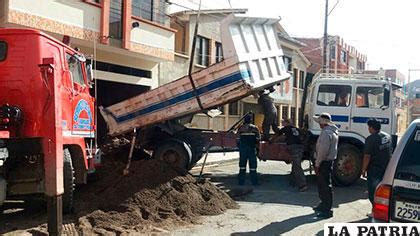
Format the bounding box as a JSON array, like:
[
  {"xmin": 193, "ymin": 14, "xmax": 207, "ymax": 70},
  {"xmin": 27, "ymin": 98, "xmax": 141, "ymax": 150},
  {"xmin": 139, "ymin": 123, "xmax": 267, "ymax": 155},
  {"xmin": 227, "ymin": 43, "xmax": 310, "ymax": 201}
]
[{"xmin": 100, "ymin": 14, "xmax": 290, "ymax": 136}]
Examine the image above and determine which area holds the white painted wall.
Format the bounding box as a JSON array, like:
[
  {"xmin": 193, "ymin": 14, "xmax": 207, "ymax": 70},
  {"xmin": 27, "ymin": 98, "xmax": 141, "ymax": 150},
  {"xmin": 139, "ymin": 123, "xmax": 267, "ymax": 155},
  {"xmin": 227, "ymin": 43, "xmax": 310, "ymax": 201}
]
[
  {"xmin": 131, "ymin": 21, "xmax": 174, "ymax": 52},
  {"xmin": 95, "ymin": 70, "xmax": 153, "ymax": 87},
  {"xmin": 9, "ymin": 0, "xmax": 100, "ymax": 31}
]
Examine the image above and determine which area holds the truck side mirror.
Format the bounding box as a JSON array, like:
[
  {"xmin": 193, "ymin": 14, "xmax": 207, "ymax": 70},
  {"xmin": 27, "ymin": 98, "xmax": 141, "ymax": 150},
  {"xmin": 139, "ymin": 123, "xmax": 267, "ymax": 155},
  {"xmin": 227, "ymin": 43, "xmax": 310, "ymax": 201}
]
[
  {"xmin": 86, "ymin": 64, "xmax": 94, "ymax": 87},
  {"xmin": 383, "ymin": 84, "xmax": 390, "ymax": 108}
]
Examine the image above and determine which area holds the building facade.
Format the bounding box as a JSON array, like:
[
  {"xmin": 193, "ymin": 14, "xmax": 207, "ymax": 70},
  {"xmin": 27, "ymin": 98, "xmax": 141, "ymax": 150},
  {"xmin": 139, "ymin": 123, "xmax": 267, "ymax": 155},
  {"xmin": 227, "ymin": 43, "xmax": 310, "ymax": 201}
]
[
  {"xmin": 296, "ymin": 35, "xmax": 367, "ymax": 75},
  {"xmin": 0, "ymin": 0, "xmax": 176, "ymax": 139},
  {"xmin": 410, "ymin": 89, "xmax": 420, "ymax": 122},
  {"xmin": 275, "ymin": 28, "xmax": 310, "ymax": 127},
  {"xmin": 160, "ymin": 9, "xmax": 309, "ymax": 131}
]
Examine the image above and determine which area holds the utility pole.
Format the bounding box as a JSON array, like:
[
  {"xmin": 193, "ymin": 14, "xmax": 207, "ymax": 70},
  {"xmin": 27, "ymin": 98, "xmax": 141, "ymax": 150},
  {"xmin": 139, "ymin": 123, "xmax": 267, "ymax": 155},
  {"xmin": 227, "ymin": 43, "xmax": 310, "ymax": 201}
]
[{"xmin": 322, "ymin": 0, "xmax": 329, "ymax": 73}]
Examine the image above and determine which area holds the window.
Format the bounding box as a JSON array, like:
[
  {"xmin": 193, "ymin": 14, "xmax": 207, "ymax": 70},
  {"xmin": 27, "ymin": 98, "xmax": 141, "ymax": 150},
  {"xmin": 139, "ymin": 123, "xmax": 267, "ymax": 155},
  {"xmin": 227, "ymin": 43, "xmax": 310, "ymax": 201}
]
[
  {"xmin": 66, "ymin": 54, "xmax": 85, "ymax": 85},
  {"xmin": 132, "ymin": 0, "xmax": 168, "ymax": 25},
  {"xmin": 0, "ymin": 41, "xmax": 7, "ymax": 61},
  {"xmin": 290, "ymin": 107, "xmax": 296, "ymax": 124},
  {"xmin": 416, "ymin": 93, "xmax": 420, "ymax": 99},
  {"xmin": 283, "ymin": 56, "xmax": 292, "ymax": 72},
  {"xmin": 299, "ymin": 70, "xmax": 305, "ymax": 89},
  {"xmin": 357, "ymin": 61, "xmax": 364, "ymax": 70},
  {"xmin": 293, "ymin": 68, "xmax": 298, "ymax": 88},
  {"xmin": 196, "ymin": 36, "xmax": 210, "ymax": 67},
  {"xmin": 155, "ymin": 0, "xmax": 168, "ymax": 25},
  {"xmin": 109, "ymin": 0, "xmax": 123, "ymax": 39},
  {"xmin": 215, "ymin": 42, "xmax": 223, "ymax": 63},
  {"xmin": 330, "ymin": 45, "xmax": 336, "ymax": 59},
  {"xmin": 355, "ymin": 87, "xmax": 387, "ymax": 109},
  {"xmin": 395, "ymin": 128, "xmax": 420, "ymax": 182},
  {"xmin": 341, "ymin": 50, "xmax": 347, "ymax": 63},
  {"xmin": 395, "ymin": 97, "xmax": 401, "ymax": 107},
  {"xmin": 228, "ymin": 101, "xmax": 240, "ymax": 116},
  {"xmin": 132, "ymin": 0, "xmax": 153, "ymax": 21},
  {"xmin": 86, "ymin": 0, "xmax": 101, "ymax": 4},
  {"xmin": 317, "ymin": 85, "xmax": 352, "ymax": 107},
  {"xmin": 282, "ymin": 106, "xmax": 288, "ymax": 120}
]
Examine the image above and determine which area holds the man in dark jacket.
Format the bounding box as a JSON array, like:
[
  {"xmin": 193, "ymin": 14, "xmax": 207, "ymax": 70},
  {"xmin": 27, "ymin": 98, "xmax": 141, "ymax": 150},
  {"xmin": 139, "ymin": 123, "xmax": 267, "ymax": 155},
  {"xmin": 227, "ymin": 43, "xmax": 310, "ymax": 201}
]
[
  {"xmin": 257, "ymin": 86, "xmax": 280, "ymax": 141},
  {"xmin": 237, "ymin": 114, "xmax": 261, "ymax": 185},
  {"xmin": 278, "ymin": 119, "xmax": 307, "ymax": 192},
  {"xmin": 361, "ymin": 119, "xmax": 392, "ymax": 206}
]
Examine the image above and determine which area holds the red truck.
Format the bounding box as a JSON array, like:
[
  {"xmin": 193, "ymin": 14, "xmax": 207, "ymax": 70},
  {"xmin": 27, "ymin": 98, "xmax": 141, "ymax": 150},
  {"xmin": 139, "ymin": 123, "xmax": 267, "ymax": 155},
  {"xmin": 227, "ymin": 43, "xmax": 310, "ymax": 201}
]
[{"xmin": 0, "ymin": 28, "xmax": 98, "ymax": 214}]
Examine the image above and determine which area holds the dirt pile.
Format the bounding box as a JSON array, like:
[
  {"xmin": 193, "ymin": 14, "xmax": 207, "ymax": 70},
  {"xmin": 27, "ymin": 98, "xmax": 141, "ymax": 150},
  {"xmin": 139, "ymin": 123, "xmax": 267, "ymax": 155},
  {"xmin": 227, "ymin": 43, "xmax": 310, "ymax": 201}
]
[{"xmin": 72, "ymin": 151, "xmax": 238, "ymax": 234}]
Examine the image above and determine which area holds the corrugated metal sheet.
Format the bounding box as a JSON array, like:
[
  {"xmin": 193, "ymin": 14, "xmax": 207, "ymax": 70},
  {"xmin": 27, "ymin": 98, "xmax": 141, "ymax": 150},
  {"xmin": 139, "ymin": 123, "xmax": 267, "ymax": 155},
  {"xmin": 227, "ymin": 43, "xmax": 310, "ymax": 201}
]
[{"xmin": 221, "ymin": 14, "xmax": 289, "ymax": 88}]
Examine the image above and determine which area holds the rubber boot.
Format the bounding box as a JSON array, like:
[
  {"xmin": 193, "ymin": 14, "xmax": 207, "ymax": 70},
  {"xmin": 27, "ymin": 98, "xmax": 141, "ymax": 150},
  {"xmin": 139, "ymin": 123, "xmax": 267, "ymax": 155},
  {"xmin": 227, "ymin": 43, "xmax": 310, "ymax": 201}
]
[
  {"xmin": 250, "ymin": 170, "xmax": 259, "ymax": 185},
  {"xmin": 238, "ymin": 169, "xmax": 246, "ymax": 185}
]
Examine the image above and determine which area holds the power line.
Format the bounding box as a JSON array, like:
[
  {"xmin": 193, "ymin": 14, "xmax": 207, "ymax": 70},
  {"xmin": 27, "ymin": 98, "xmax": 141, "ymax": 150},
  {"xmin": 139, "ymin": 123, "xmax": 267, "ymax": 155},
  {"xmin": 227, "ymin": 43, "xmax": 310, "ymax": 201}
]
[{"xmin": 328, "ymin": 0, "xmax": 340, "ymax": 16}]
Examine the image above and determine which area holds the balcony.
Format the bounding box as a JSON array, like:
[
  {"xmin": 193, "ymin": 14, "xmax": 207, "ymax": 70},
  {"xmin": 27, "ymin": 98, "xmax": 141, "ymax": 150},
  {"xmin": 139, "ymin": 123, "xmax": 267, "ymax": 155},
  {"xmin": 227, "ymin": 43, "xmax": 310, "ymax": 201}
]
[
  {"xmin": 3, "ymin": 0, "xmax": 101, "ymax": 41},
  {"xmin": 2, "ymin": 0, "xmax": 175, "ymax": 62},
  {"xmin": 130, "ymin": 17, "xmax": 175, "ymax": 62}
]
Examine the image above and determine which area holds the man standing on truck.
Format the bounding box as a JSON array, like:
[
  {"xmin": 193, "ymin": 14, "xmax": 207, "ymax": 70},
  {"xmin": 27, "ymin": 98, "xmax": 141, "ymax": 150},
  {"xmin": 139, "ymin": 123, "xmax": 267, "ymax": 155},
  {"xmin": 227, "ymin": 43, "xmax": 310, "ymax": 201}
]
[
  {"xmin": 278, "ymin": 119, "xmax": 307, "ymax": 192},
  {"xmin": 257, "ymin": 86, "xmax": 280, "ymax": 141},
  {"xmin": 237, "ymin": 114, "xmax": 260, "ymax": 185},
  {"xmin": 361, "ymin": 119, "xmax": 392, "ymax": 206},
  {"xmin": 312, "ymin": 113, "xmax": 338, "ymax": 218}
]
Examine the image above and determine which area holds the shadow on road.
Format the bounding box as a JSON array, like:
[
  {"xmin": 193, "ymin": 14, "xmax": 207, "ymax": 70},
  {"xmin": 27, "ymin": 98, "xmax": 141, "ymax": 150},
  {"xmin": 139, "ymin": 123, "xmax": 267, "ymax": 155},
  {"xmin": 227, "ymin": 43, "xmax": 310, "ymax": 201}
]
[
  {"xmin": 231, "ymin": 212, "xmax": 322, "ymax": 235},
  {"xmin": 201, "ymin": 171, "xmax": 368, "ymax": 209}
]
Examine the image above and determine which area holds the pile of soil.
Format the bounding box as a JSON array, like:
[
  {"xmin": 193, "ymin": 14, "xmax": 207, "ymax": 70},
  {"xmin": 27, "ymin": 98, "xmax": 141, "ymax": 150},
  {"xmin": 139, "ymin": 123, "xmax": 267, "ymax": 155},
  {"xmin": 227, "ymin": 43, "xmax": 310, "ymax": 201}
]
[{"xmin": 70, "ymin": 149, "xmax": 238, "ymax": 234}]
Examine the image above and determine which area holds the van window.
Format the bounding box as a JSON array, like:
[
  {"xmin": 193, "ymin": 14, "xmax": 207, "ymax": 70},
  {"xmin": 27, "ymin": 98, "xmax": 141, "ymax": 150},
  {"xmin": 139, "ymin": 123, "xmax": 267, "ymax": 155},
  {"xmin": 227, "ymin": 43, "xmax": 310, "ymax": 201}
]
[
  {"xmin": 356, "ymin": 86, "xmax": 385, "ymax": 108},
  {"xmin": 0, "ymin": 41, "xmax": 7, "ymax": 61},
  {"xmin": 317, "ymin": 85, "xmax": 352, "ymax": 107},
  {"xmin": 395, "ymin": 128, "xmax": 420, "ymax": 182},
  {"xmin": 66, "ymin": 53, "xmax": 85, "ymax": 85}
]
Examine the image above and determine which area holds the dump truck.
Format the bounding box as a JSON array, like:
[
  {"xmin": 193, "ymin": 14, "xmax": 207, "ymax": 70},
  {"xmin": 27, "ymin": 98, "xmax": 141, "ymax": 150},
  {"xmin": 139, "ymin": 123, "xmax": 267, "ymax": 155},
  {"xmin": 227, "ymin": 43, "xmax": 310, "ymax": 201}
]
[
  {"xmin": 0, "ymin": 28, "xmax": 99, "ymax": 213},
  {"xmin": 259, "ymin": 72, "xmax": 400, "ymax": 186},
  {"xmin": 99, "ymin": 14, "xmax": 291, "ymax": 169}
]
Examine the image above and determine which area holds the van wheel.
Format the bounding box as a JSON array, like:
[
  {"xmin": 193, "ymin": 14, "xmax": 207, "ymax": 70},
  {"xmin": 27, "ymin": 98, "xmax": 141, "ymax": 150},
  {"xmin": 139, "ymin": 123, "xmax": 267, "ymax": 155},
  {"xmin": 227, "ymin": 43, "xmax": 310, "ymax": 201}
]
[
  {"xmin": 154, "ymin": 140, "xmax": 192, "ymax": 170},
  {"xmin": 63, "ymin": 148, "xmax": 75, "ymax": 213},
  {"xmin": 332, "ymin": 144, "xmax": 362, "ymax": 186}
]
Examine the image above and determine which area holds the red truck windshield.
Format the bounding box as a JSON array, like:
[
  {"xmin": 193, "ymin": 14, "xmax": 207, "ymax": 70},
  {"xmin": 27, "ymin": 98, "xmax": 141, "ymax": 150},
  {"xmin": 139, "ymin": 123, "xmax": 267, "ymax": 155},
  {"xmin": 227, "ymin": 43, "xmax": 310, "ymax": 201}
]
[{"xmin": 0, "ymin": 41, "xmax": 7, "ymax": 61}]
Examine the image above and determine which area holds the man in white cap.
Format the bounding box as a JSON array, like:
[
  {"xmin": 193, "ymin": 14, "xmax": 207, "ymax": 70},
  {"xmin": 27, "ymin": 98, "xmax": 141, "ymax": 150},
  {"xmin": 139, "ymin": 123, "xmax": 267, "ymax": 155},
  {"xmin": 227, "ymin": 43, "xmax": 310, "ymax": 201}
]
[{"xmin": 312, "ymin": 112, "xmax": 339, "ymax": 218}]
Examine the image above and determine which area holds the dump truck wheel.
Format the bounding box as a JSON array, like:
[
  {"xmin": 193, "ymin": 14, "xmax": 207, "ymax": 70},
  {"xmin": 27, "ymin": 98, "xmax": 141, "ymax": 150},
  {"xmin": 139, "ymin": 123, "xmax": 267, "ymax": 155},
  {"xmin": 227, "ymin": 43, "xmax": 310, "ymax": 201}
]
[
  {"xmin": 63, "ymin": 148, "xmax": 75, "ymax": 213},
  {"xmin": 332, "ymin": 144, "xmax": 362, "ymax": 186},
  {"xmin": 176, "ymin": 131, "xmax": 205, "ymax": 169},
  {"xmin": 154, "ymin": 140, "xmax": 192, "ymax": 170}
]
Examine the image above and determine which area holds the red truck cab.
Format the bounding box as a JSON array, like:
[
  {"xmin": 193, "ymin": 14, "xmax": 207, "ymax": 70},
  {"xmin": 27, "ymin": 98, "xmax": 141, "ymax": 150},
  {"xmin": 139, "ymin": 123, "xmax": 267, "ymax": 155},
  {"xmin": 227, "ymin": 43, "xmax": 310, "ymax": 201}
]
[{"xmin": 0, "ymin": 28, "xmax": 98, "ymax": 212}]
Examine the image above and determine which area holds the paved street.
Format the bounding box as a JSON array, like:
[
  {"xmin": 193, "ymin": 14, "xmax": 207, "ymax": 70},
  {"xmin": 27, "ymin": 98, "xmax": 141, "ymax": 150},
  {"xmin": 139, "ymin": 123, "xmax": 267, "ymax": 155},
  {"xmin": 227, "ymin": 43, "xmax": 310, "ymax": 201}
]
[{"xmin": 182, "ymin": 155, "xmax": 371, "ymax": 236}]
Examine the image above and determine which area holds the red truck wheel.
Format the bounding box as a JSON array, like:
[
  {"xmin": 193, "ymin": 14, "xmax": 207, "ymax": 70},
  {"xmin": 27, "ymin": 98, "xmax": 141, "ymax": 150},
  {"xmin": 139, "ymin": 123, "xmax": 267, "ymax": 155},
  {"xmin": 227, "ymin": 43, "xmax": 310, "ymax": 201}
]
[{"xmin": 63, "ymin": 148, "xmax": 75, "ymax": 213}]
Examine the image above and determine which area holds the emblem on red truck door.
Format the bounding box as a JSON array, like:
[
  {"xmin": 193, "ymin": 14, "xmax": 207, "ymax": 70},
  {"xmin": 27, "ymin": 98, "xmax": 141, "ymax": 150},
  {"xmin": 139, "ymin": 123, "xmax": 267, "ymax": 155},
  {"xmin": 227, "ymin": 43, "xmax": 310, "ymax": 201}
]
[{"xmin": 73, "ymin": 99, "xmax": 93, "ymax": 130}]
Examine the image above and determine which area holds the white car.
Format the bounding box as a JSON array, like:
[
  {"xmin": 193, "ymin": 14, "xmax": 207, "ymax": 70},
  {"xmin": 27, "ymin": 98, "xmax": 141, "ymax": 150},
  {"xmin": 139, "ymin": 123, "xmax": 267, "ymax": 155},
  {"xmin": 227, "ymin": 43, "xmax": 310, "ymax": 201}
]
[{"xmin": 372, "ymin": 119, "xmax": 420, "ymax": 222}]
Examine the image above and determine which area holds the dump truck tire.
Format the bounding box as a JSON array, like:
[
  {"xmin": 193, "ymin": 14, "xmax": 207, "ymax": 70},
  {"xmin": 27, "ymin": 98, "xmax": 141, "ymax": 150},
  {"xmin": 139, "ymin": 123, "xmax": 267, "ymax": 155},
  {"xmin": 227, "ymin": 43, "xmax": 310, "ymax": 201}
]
[
  {"xmin": 63, "ymin": 148, "xmax": 75, "ymax": 213},
  {"xmin": 332, "ymin": 144, "xmax": 362, "ymax": 186},
  {"xmin": 176, "ymin": 131, "xmax": 205, "ymax": 169},
  {"xmin": 154, "ymin": 140, "xmax": 192, "ymax": 170}
]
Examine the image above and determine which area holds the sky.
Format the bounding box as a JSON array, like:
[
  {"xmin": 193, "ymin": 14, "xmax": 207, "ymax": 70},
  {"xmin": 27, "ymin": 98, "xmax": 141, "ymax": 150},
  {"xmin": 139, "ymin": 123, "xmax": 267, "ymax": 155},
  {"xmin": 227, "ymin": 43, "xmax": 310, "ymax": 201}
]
[{"xmin": 170, "ymin": 0, "xmax": 420, "ymax": 81}]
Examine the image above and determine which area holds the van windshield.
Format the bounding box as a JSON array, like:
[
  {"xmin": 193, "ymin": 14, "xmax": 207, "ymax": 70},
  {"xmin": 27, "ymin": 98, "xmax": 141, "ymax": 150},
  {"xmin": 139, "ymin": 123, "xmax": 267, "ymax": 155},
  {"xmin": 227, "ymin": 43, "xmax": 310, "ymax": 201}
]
[
  {"xmin": 0, "ymin": 41, "xmax": 7, "ymax": 61},
  {"xmin": 395, "ymin": 128, "xmax": 420, "ymax": 182}
]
